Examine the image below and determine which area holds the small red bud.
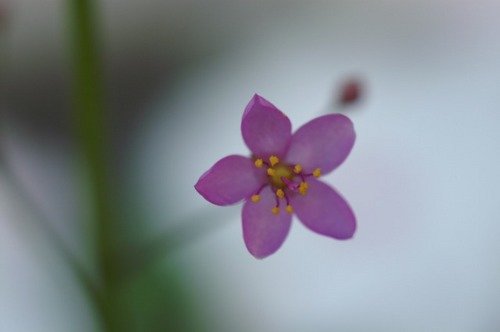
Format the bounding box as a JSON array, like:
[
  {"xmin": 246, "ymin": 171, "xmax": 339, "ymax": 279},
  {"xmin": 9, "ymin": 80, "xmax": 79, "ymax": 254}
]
[{"xmin": 338, "ymin": 78, "xmax": 363, "ymax": 107}]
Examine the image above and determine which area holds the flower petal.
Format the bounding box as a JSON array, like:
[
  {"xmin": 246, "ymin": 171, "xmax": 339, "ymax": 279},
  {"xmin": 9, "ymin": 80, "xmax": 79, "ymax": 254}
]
[
  {"xmin": 242, "ymin": 187, "xmax": 292, "ymax": 259},
  {"xmin": 241, "ymin": 94, "xmax": 292, "ymax": 159},
  {"xmin": 195, "ymin": 155, "xmax": 265, "ymax": 206},
  {"xmin": 290, "ymin": 178, "xmax": 356, "ymax": 239},
  {"xmin": 285, "ymin": 114, "xmax": 355, "ymax": 174}
]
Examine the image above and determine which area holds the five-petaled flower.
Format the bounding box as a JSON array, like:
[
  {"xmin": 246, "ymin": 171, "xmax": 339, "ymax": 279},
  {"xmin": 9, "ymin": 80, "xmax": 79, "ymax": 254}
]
[{"xmin": 195, "ymin": 94, "xmax": 356, "ymax": 258}]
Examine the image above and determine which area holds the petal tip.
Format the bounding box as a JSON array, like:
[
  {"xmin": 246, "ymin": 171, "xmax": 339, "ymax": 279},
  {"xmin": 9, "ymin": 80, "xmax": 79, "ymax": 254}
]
[
  {"xmin": 336, "ymin": 114, "xmax": 356, "ymax": 137},
  {"xmin": 338, "ymin": 227, "xmax": 356, "ymax": 240},
  {"xmin": 248, "ymin": 250, "xmax": 269, "ymax": 260},
  {"xmin": 193, "ymin": 179, "xmax": 204, "ymax": 197},
  {"xmin": 246, "ymin": 244, "xmax": 277, "ymax": 259},
  {"xmin": 252, "ymin": 92, "xmax": 262, "ymax": 100},
  {"xmin": 251, "ymin": 93, "xmax": 267, "ymax": 103},
  {"xmin": 193, "ymin": 174, "xmax": 204, "ymax": 193},
  {"xmin": 193, "ymin": 176, "xmax": 222, "ymax": 206},
  {"xmin": 246, "ymin": 93, "xmax": 281, "ymax": 112},
  {"xmin": 244, "ymin": 93, "xmax": 270, "ymax": 114},
  {"xmin": 335, "ymin": 216, "xmax": 357, "ymax": 240}
]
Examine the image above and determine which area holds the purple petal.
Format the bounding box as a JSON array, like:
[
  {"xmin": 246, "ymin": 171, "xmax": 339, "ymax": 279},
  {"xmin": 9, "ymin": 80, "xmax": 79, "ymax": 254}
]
[
  {"xmin": 290, "ymin": 178, "xmax": 356, "ymax": 239},
  {"xmin": 285, "ymin": 114, "xmax": 355, "ymax": 175},
  {"xmin": 241, "ymin": 94, "xmax": 292, "ymax": 159},
  {"xmin": 242, "ymin": 187, "xmax": 292, "ymax": 259},
  {"xmin": 195, "ymin": 155, "xmax": 266, "ymax": 206}
]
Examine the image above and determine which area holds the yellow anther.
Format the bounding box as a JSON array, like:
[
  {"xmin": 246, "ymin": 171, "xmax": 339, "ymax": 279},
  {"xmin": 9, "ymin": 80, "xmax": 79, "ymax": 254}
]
[
  {"xmin": 293, "ymin": 164, "xmax": 302, "ymax": 174},
  {"xmin": 299, "ymin": 181, "xmax": 309, "ymax": 195},
  {"xmin": 267, "ymin": 168, "xmax": 276, "ymax": 176},
  {"xmin": 251, "ymin": 194, "xmax": 261, "ymax": 203},
  {"xmin": 276, "ymin": 189, "xmax": 285, "ymax": 199},
  {"xmin": 313, "ymin": 168, "xmax": 321, "ymax": 178},
  {"xmin": 286, "ymin": 205, "xmax": 293, "ymax": 214},
  {"xmin": 272, "ymin": 207, "xmax": 280, "ymax": 215},
  {"xmin": 254, "ymin": 159, "xmax": 264, "ymax": 168},
  {"xmin": 269, "ymin": 155, "xmax": 280, "ymax": 167}
]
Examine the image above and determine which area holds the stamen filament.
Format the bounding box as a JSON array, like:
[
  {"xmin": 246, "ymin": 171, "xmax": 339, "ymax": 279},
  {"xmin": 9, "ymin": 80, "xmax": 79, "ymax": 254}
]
[
  {"xmin": 272, "ymin": 195, "xmax": 280, "ymax": 215},
  {"xmin": 250, "ymin": 183, "xmax": 268, "ymax": 203},
  {"xmin": 283, "ymin": 192, "xmax": 293, "ymax": 214},
  {"xmin": 303, "ymin": 168, "xmax": 321, "ymax": 178},
  {"xmin": 284, "ymin": 191, "xmax": 290, "ymax": 205}
]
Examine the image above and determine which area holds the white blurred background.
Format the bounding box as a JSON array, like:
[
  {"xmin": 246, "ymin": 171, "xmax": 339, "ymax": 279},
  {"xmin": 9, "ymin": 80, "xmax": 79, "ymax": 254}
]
[{"xmin": 2, "ymin": 1, "xmax": 500, "ymax": 331}]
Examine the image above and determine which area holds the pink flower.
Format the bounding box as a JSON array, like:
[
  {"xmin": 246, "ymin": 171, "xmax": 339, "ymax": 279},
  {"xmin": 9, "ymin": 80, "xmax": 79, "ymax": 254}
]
[{"xmin": 195, "ymin": 94, "xmax": 356, "ymax": 258}]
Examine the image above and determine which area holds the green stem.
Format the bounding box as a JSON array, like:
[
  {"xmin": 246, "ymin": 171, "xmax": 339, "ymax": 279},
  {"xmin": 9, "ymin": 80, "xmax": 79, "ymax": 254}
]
[{"xmin": 67, "ymin": 0, "xmax": 115, "ymax": 330}]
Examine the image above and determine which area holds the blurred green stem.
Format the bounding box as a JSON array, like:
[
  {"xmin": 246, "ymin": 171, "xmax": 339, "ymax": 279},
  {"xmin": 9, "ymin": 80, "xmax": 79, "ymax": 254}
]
[{"xmin": 68, "ymin": 0, "xmax": 115, "ymax": 330}]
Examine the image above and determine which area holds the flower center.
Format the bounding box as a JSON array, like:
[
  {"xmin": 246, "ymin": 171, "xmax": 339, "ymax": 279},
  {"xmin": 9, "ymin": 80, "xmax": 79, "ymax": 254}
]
[
  {"xmin": 267, "ymin": 163, "xmax": 293, "ymax": 188},
  {"xmin": 251, "ymin": 155, "xmax": 322, "ymax": 215}
]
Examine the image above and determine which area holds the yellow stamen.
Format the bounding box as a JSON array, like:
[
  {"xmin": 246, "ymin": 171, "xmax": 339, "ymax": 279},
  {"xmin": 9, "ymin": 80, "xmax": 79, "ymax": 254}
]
[
  {"xmin": 299, "ymin": 181, "xmax": 309, "ymax": 195},
  {"xmin": 286, "ymin": 205, "xmax": 293, "ymax": 214},
  {"xmin": 267, "ymin": 168, "xmax": 276, "ymax": 176},
  {"xmin": 251, "ymin": 194, "xmax": 261, "ymax": 203},
  {"xmin": 254, "ymin": 158, "xmax": 264, "ymax": 168},
  {"xmin": 276, "ymin": 189, "xmax": 285, "ymax": 199},
  {"xmin": 293, "ymin": 164, "xmax": 302, "ymax": 174},
  {"xmin": 269, "ymin": 155, "xmax": 280, "ymax": 167},
  {"xmin": 272, "ymin": 207, "xmax": 280, "ymax": 215},
  {"xmin": 313, "ymin": 168, "xmax": 321, "ymax": 178}
]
